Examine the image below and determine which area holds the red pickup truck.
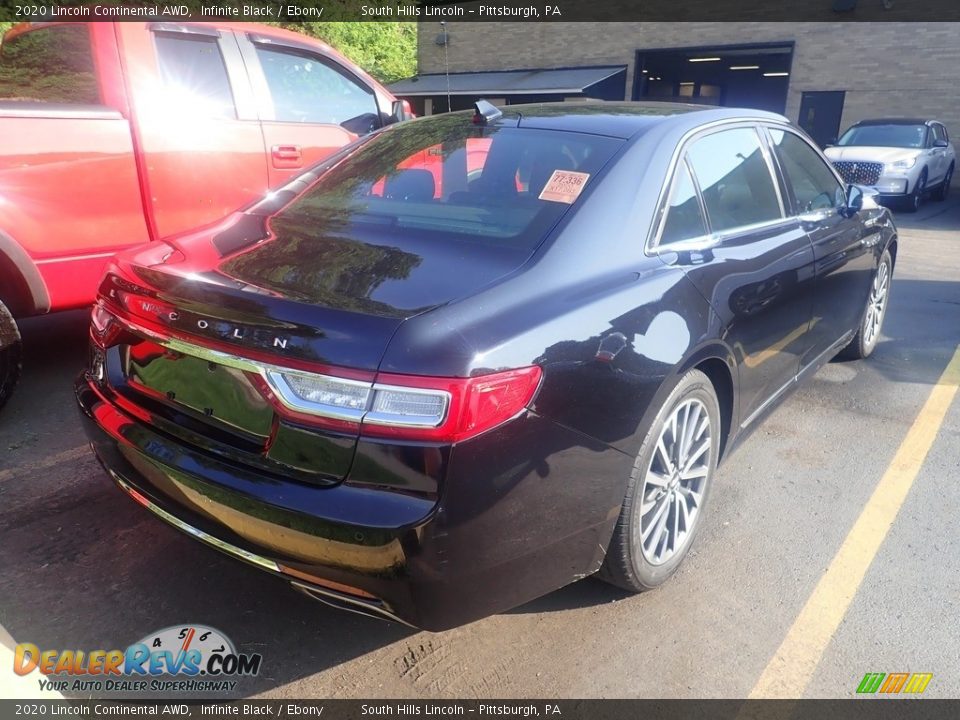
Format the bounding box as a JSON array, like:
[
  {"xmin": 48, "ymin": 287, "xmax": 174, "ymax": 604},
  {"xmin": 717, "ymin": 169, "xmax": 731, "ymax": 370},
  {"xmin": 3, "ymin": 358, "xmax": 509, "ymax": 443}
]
[{"xmin": 0, "ymin": 21, "xmax": 407, "ymax": 410}]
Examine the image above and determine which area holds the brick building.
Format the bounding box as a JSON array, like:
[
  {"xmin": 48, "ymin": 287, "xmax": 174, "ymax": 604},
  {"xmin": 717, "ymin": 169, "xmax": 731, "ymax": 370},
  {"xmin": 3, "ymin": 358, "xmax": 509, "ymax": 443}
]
[{"xmin": 390, "ymin": 22, "xmax": 960, "ymax": 147}]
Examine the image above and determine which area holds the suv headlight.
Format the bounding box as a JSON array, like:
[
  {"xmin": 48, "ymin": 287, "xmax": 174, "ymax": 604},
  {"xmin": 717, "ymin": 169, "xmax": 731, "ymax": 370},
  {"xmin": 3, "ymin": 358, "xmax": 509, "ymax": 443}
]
[{"xmin": 888, "ymin": 157, "xmax": 918, "ymax": 170}]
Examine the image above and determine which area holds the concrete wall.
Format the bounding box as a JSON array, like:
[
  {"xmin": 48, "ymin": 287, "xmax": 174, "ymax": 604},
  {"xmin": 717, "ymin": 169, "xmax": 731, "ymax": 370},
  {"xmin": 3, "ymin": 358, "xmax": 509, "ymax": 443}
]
[{"xmin": 417, "ymin": 22, "xmax": 960, "ymax": 135}]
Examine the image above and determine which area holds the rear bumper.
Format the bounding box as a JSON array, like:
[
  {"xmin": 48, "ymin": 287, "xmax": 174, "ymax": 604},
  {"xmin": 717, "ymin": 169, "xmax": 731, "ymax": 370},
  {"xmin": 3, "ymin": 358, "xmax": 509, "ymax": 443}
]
[{"xmin": 76, "ymin": 373, "xmax": 629, "ymax": 630}]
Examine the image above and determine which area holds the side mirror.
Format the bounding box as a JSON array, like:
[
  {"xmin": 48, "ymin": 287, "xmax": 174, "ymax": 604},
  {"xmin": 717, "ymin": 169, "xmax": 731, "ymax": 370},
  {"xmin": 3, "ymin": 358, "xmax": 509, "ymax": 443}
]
[
  {"xmin": 389, "ymin": 99, "xmax": 413, "ymax": 124},
  {"xmin": 843, "ymin": 184, "xmax": 864, "ymax": 217},
  {"xmin": 824, "ymin": 136, "xmax": 838, "ymax": 148}
]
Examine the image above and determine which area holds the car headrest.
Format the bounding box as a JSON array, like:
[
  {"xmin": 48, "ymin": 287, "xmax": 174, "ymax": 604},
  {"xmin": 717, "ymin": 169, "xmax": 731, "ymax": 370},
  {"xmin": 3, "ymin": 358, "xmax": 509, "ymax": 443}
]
[
  {"xmin": 384, "ymin": 169, "xmax": 435, "ymax": 201},
  {"xmin": 529, "ymin": 152, "xmax": 577, "ymax": 197}
]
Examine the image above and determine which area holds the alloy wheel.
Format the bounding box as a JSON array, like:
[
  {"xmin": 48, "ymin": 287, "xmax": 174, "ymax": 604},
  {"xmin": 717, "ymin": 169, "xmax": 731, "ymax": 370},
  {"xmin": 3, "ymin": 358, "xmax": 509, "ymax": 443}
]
[
  {"xmin": 912, "ymin": 175, "xmax": 926, "ymax": 210},
  {"xmin": 863, "ymin": 260, "xmax": 890, "ymax": 349},
  {"xmin": 639, "ymin": 398, "xmax": 712, "ymax": 565}
]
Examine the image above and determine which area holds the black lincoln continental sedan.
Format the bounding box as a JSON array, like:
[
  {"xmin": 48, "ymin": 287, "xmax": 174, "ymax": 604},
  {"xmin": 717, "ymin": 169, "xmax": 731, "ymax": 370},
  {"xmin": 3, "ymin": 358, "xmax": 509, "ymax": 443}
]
[{"xmin": 77, "ymin": 101, "xmax": 896, "ymax": 630}]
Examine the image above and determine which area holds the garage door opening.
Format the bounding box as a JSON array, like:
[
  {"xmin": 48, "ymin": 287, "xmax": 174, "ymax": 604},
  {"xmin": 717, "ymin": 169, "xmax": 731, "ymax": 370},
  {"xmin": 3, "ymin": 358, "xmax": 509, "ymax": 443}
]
[{"xmin": 633, "ymin": 42, "xmax": 794, "ymax": 114}]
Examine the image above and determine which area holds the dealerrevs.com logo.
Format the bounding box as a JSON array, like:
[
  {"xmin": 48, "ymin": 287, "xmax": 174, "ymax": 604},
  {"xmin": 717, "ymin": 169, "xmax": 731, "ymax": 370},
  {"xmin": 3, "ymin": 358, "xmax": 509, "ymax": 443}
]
[{"xmin": 14, "ymin": 625, "xmax": 262, "ymax": 693}]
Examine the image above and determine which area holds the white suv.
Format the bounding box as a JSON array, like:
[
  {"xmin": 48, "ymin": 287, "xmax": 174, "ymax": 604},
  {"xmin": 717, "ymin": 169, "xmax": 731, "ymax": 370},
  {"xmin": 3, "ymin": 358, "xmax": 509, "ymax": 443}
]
[{"xmin": 825, "ymin": 119, "xmax": 955, "ymax": 212}]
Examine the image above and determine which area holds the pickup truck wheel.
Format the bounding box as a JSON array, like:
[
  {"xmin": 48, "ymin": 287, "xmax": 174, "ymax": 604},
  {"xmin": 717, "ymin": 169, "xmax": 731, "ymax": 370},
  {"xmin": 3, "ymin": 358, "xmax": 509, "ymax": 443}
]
[
  {"xmin": 0, "ymin": 300, "xmax": 23, "ymax": 412},
  {"xmin": 905, "ymin": 170, "xmax": 927, "ymax": 213},
  {"xmin": 599, "ymin": 369, "xmax": 720, "ymax": 592},
  {"xmin": 933, "ymin": 163, "xmax": 953, "ymax": 201},
  {"xmin": 840, "ymin": 250, "xmax": 892, "ymax": 360}
]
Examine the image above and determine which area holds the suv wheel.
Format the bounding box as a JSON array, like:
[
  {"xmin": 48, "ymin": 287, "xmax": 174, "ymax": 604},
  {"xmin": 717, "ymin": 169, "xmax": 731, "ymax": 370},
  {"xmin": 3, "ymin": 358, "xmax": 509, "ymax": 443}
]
[
  {"xmin": 0, "ymin": 300, "xmax": 23, "ymax": 412},
  {"xmin": 599, "ymin": 369, "xmax": 720, "ymax": 592},
  {"xmin": 905, "ymin": 170, "xmax": 927, "ymax": 213}
]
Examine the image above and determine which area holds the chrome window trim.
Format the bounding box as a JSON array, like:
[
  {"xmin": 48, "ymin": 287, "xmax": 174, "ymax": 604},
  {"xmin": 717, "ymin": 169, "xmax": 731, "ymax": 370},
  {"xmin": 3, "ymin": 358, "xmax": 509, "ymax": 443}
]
[
  {"xmin": 712, "ymin": 216, "xmax": 798, "ymax": 240},
  {"xmin": 647, "ymin": 119, "xmax": 790, "ymax": 256}
]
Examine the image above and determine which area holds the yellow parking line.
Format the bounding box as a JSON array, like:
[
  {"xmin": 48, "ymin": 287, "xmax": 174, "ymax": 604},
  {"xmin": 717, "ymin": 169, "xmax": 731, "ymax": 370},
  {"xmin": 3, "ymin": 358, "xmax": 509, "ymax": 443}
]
[{"xmin": 749, "ymin": 346, "xmax": 960, "ymax": 698}]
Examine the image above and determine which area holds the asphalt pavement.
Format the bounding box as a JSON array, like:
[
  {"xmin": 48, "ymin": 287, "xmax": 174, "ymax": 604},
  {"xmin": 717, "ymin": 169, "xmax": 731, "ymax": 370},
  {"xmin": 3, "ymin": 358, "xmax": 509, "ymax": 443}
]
[{"xmin": 1, "ymin": 193, "xmax": 958, "ymax": 700}]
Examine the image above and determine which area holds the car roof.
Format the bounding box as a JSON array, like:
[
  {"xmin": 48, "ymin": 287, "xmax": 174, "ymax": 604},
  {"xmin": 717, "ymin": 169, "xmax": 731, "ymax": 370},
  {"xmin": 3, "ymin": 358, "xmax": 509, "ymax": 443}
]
[
  {"xmin": 474, "ymin": 101, "xmax": 790, "ymax": 139},
  {"xmin": 852, "ymin": 118, "xmax": 936, "ymax": 126}
]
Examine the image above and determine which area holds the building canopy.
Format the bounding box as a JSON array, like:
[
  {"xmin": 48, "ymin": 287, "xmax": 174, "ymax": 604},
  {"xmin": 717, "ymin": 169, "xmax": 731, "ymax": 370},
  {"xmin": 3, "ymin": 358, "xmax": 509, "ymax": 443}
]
[{"xmin": 389, "ymin": 66, "xmax": 627, "ymax": 97}]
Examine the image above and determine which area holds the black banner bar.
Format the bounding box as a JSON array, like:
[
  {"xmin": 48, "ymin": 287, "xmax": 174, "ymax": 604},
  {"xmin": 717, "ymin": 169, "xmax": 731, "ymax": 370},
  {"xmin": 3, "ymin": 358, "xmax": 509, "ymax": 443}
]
[{"xmin": 1, "ymin": 0, "xmax": 959, "ymax": 23}]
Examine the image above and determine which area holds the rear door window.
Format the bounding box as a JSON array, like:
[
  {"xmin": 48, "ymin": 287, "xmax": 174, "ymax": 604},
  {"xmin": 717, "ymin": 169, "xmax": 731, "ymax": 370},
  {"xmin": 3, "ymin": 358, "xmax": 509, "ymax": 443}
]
[
  {"xmin": 255, "ymin": 46, "xmax": 380, "ymax": 135},
  {"xmin": 154, "ymin": 34, "xmax": 236, "ymax": 119},
  {"xmin": 0, "ymin": 25, "xmax": 99, "ymax": 104},
  {"xmin": 687, "ymin": 127, "xmax": 783, "ymax": 233},
  {"xmin": 659, "ymin": 161, "xmax": 708, "ymax": 245}
]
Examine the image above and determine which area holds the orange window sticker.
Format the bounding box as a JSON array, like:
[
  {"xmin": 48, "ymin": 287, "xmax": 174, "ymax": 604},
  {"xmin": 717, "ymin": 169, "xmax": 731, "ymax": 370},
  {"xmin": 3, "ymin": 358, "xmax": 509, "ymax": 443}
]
[{"xmin": 538, "ymin": 170, "xmax": 591, "ymax": 204}]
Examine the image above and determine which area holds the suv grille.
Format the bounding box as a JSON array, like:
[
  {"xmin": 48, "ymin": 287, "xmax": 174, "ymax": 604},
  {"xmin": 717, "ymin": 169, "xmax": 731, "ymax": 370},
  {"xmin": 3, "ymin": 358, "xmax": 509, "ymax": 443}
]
[{"xmin": 832, "ymin": 161, "xmax": 883, "ymax": 186}]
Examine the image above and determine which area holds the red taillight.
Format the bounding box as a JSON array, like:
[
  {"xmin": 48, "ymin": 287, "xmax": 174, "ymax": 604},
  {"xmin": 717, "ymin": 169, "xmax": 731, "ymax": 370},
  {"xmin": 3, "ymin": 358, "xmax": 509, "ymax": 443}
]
[
  {"xmin": 92, "ymin": 288, "xmax": 542, "ymax": 444},
  {"xmin": 90, "ymin": 302, "xmax": 122, "ymax": 349},
  {"xmin": 361, "ymin": 367, "xmax": 543, "ymax": 443},
  {"xmin": 259, "ymin": 365, "xmax": 541, "ymax": 443}
]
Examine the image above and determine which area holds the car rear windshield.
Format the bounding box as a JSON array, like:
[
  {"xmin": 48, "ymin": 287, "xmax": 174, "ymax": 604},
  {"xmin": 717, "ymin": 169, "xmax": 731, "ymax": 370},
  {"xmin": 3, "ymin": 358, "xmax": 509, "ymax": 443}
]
[
  {"xmin": 838, "ymin": 124, "xmax": 928, "ymax": 149},
  {"xmin": 271, "ymin": 114, "xmax": 623, "ymax": 250}
]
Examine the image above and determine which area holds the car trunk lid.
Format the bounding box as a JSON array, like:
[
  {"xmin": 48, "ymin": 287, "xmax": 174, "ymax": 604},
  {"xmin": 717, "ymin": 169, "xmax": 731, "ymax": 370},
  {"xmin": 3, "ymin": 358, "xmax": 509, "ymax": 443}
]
[{"xmin": 99, "ymin": 222, "xmax": 527, "ymax": 485}]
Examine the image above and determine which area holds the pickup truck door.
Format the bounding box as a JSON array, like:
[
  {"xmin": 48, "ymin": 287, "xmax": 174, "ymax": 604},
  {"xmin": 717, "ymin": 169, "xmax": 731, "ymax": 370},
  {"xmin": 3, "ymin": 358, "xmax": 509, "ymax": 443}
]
[
  {"xmin": 0, "ymin": 23, "xmax": 150, "ymax": 312},
  {"xmin": 235, "ymin": 32, "xmax": 387, "ymax": 188},
  {"xmin": 119, "ymin": 23, "xmax": 269, "ymax": 240}
]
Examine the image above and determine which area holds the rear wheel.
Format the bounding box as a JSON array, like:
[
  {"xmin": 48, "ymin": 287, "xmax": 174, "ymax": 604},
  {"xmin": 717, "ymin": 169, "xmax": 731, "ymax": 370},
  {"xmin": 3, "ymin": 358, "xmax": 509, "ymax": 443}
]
[
  {"xmin": 840, "ymin": 249, "xmax": 892, "ymax": 360},
  {"xmin": 0, "ymin": 300, "xmax": 22, "ymax": 412},
  {"xmin": 599, "ymin": 369, "xmax": 720, "ymax": 592},
  {"xmin": 904, "ymin": 170, "xmax": 927, "ymax": 213},
  {"xmin": 933, "ymin": 163, "xmax": 953, "ymax": 201}
]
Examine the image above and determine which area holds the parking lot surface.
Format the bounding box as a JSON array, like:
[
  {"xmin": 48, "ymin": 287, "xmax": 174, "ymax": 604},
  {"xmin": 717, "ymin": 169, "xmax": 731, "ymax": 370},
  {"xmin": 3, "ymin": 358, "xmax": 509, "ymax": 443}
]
[{"xmin": 1, "ymin": 194, "xmax": 958, "ymax": 700}]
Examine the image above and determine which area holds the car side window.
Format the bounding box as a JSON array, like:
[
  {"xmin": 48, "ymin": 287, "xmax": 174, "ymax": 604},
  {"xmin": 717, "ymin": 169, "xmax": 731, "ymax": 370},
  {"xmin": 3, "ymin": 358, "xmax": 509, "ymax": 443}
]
[
  {"xmin": 155, "ymin": 35, "xmax": 236, "ymax": 119},
  {"xmin": 934, "ymin": 124, "xmax": 948, "ymax": 144},
  {"xmin": 659, "ymin": 160, "xmax": 708, "ymax": 245},
  {"xmin": 686, "ymin": 127, "xmax": 782, "ymax": 234},
  {"xmin": 255, "ymin": 46, "xmax": 380, "ymax": 134},
  {"xmin": 0, "ymin": 25, "xmax": 100, "ymax": 104},
  {"xmin": 768, "ymin": 129, "xmax": 846, "ymax": 213}
]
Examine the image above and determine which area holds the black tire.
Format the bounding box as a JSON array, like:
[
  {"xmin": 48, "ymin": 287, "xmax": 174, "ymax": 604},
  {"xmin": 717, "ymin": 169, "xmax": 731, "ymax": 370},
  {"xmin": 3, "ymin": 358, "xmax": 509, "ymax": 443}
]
[
  {"xmin": 0, "ymin": 299, "xmax": 23, "ymax": 412},
  {"xmin": 904, "ymin": 170, "xmax": 927, "ymax": 213},
  {"xmin": 840, "ymin": 249, "xmax": 892, "ymax": 360},
  {"xmin": 599, "ymin": 369, "xmax": 721, "ymax": 592},
  {"xmin": 933, "ymin": 163, "xmax": 954, "ymax": 202}
]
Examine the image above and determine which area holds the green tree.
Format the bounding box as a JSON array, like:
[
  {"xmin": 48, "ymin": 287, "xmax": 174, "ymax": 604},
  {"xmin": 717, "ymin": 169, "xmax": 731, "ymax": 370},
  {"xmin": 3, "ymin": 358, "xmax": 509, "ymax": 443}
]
[
  {"xmin": 277, "ymin": 22, "xmax": 416, "ymax": 84},
  {"xmin": 1, "ymin": 19, "xmax": 415, "ymax": 85}
]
